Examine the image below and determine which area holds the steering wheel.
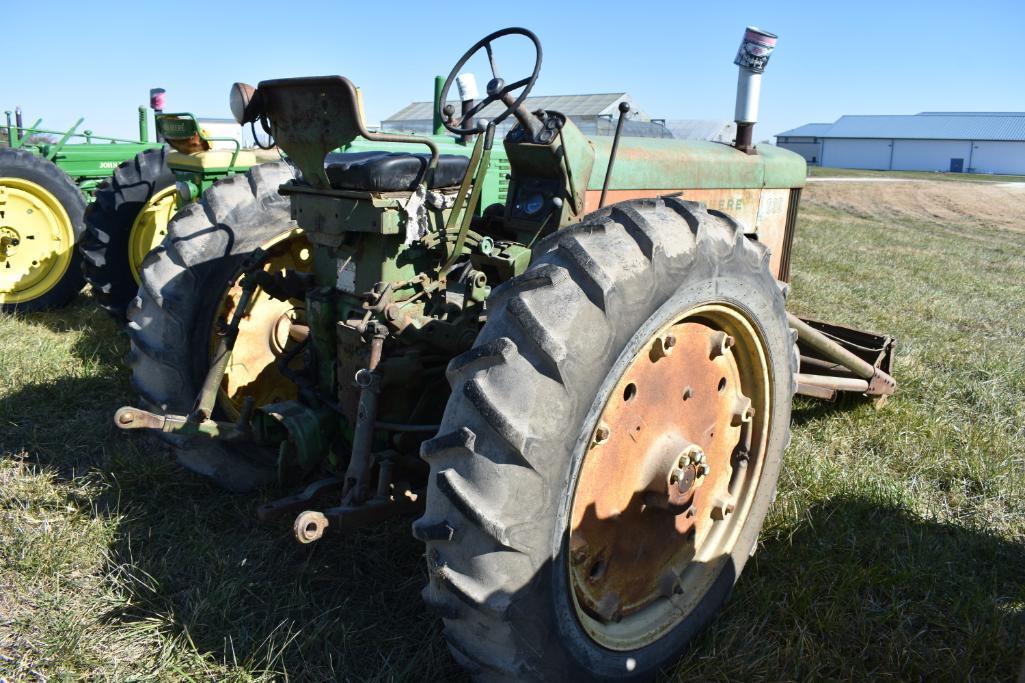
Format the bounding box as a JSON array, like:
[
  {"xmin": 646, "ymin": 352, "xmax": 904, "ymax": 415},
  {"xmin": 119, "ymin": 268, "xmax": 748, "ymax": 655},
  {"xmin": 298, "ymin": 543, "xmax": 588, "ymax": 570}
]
[{"xmin": 438, "ymin": 27, "xmax": 543, "ymax": 136}]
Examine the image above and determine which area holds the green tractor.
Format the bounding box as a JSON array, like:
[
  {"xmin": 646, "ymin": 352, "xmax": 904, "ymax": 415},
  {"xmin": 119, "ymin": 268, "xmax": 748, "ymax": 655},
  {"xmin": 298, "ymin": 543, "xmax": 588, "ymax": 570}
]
[
  {"xmin": 0, "ymin": 108, "xmax": 158, "ymax": 311},
  {"xmin": 115, "ymin": 27, "xmax": 896, "ymax": 678},
  {"xmin": 81, "ymin": 94, "xmax": 512, "ymax": 319},
  {"xmin": 79, "ymin": 111, "xmax": 284, "ymax": 317}
]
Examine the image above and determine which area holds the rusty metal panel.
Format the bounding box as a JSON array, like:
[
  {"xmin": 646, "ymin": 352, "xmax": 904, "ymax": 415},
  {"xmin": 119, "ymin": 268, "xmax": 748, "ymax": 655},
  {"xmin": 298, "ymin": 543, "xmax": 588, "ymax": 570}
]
[
  {"xmin": 753, "ymin": 188, "xmax": 789, "ymax": 278},
  {"xmin": 584, "ymin": 187, "xmax": 791, "ymax": 279},
  {"xmin": 777, "ymin": 188, "xmax": 801, "ymax": 282}
]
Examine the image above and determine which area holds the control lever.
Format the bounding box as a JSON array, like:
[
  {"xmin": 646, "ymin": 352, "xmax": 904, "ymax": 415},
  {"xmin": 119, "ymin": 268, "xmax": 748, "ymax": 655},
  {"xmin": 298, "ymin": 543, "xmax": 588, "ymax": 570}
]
[{"xmin": 599, "ymin": 101, "xmax": 630, "ymax": 208}]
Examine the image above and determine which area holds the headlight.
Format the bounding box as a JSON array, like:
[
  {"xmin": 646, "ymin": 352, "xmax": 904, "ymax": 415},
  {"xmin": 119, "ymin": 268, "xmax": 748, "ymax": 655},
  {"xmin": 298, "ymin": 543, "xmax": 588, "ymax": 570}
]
[{"xmin": 229, "ymin": 82, "xmax": 259, "ymax": 124}]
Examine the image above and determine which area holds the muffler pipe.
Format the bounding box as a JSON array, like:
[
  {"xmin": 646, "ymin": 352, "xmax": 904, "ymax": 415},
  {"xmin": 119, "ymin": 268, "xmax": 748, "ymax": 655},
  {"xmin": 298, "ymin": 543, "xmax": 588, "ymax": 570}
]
[{"xmin": 733, "ymin": 27, "xmax": 777, "ymax": 154}]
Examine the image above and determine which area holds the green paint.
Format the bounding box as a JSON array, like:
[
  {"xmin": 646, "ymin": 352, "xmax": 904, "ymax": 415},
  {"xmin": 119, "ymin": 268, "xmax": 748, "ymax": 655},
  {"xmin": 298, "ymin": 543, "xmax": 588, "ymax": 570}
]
[
  {"xmin": 587, "ymin": 135, "xmax": 807, "ymax": 191},
  {"xmin": 1, "ymin": 114, "xmax": 160, "ymax": 201}
]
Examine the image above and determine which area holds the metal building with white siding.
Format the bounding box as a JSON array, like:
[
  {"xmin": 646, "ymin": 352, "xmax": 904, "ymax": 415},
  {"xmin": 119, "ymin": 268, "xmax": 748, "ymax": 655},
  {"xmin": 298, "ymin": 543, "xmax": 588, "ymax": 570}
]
[{"xmin": 776, "ymin": 112, "xmax": 1025, "ymax": 175}]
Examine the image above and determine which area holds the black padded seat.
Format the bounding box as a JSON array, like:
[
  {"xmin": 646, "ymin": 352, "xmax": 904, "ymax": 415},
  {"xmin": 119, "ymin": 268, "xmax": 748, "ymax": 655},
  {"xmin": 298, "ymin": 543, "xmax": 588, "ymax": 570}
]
[{"xmin": 324, "ymin": 151, "xmax": 470, "ymax": 192}]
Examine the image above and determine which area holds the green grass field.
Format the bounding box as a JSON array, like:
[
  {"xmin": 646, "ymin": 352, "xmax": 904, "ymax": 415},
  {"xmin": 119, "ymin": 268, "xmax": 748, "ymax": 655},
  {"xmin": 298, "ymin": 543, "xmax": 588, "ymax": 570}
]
[
  {"xmin": 2, "ymin": 181, "xmax": 1024, "ymax": 681},
  {"xmin": 809, "ymin": 165, "xmax": 1025, "ymax": 183}
]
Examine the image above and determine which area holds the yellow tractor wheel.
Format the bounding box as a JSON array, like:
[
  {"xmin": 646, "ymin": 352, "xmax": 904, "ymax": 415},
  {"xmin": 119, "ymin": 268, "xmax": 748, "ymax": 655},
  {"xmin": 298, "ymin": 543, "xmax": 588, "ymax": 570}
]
[
  {"xmin": 126, "ymin": 161, "xmax": 300, "ymax": 490},
  {"xmin": 127, "ymin": 184, "xmax": 178, "ymax": 283},
  {"xmin": 209, "ymin": 228, "xmax": 311, "ymax": 419},
  {"xmin": 81, "ymin": 147, "xmax": 175, "ymax": 319},
  {"xmin": 0, "ymin": 149, "xmax": 86, "ymax": 312}
]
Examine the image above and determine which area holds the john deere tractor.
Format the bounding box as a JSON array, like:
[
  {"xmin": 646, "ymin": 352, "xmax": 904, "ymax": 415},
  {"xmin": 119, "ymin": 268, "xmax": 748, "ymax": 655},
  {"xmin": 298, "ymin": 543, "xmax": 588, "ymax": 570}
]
[
  {"xmin": 0, "ymin": 108, "xmax": 158, "ymax": 312},
  {"xmin": 115, "ymin": 27, "xmax": 896, "ymax": 678},
  {"xmin": 79, "ymin": 113, "xmax": 286, "ymax": 317}
]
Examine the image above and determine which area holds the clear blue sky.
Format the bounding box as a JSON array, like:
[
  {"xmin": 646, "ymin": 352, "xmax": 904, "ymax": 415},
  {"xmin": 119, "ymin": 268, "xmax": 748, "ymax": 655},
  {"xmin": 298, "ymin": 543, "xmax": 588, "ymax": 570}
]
[{"xmin": 5, "ymin": 0, "xmax": 1022, "ymax": 142}]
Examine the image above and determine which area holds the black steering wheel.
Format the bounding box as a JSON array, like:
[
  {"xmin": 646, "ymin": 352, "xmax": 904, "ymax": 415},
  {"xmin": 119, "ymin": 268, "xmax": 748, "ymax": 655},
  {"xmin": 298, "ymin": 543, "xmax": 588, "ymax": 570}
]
[{"xmin": 438, "ymin": 27, "xmax": 543, "ymax": 136}]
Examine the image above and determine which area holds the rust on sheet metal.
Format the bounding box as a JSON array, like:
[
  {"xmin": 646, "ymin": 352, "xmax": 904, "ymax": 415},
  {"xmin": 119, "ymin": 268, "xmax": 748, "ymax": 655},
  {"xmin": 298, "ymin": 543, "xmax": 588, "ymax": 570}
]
[
  {"xmin": 569, "ymin": 321, "xmax": 751, "ymax": 622},
  {"xmin": 585, "ymin": 187, "xmax": 793, "ymax": 279}
]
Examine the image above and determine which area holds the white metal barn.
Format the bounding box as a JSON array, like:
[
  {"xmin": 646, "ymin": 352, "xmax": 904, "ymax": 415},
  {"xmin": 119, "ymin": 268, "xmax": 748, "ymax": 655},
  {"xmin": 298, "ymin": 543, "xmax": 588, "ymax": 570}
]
[{"xmin": 776, "ymin": 113, "xmax": 1025, "ymax": 175}]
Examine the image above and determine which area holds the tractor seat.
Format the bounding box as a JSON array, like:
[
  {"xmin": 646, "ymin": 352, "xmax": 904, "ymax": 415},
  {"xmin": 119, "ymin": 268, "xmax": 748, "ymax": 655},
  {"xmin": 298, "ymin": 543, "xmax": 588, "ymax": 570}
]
[{"xmin": 324, "ymin": 151, "xmax": 470, "ymax": 192}]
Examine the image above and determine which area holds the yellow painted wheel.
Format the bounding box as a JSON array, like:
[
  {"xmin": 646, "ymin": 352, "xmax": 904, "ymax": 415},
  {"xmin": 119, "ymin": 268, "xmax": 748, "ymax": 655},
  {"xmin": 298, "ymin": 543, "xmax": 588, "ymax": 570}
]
[
  {"xmin": 210, "ymin": 228, "xmax": 313, "ymax": 418},
  {"xmin": 0, "ymin": 177, "xmax": 77, "ymax": 305},
  {"xmin": 128, "ymin": 184, "xmax": 178, "ymax": 284}
]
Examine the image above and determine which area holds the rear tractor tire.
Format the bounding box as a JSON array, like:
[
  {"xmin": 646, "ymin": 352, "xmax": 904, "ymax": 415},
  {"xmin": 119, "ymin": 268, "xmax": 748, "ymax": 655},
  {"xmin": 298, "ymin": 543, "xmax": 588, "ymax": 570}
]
[
  {"xmin": 81, "ymin": 146, "xmax": 177, "ymax": 318},
  {"xmin": 0, "ymin": 148, "xmax": 86, "ymax": 312},
  {"xmin": 418, "ymin": 197, "xmax": 798, "ymax": 680},
  {"xmin": 127, "ymin": 161, "xmax": 311, "ymax": 490}
]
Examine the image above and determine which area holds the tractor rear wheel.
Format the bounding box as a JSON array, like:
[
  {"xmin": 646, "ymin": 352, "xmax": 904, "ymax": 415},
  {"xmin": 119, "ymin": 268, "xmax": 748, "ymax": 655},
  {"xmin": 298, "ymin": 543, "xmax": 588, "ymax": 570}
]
[
  {"xmin": 0, "ymin": 148, "xmax": 86, "ymax": 312},
  {"xmin": 417, "ymin": 197, "xmax": 797, "ymax": 680},
  {"xmin": 127, "ymin": 161, "xmax": 309, "ymax": 490},
  {"xmin": 81, "ymin": 146, "xmax": 176, "ymax": 318}
]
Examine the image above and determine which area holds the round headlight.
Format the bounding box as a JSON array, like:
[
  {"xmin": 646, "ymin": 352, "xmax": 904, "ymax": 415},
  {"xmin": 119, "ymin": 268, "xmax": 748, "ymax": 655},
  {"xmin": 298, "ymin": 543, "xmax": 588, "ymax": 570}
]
[{"xmin": 229, "ymin": 82, "xmax": 258, "ymax": 124}]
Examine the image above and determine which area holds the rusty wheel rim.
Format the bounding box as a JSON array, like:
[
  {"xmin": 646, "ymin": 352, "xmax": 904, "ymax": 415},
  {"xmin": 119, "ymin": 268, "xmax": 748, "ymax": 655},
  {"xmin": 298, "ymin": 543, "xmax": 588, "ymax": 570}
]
[
  {"xmin": 211, "ymin": 229, "xmax": 312, "ymax": 419},
  {"xmin": 568, "ymin": 303, "xmax": 772, "ymax": 650}
]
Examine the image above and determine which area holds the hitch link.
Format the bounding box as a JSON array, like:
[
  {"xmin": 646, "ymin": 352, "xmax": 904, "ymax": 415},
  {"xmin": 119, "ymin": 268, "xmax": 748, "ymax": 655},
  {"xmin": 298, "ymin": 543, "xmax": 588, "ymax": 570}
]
[{"xmin": 114, "ymin": 253, "xmax": 269, "ymax": 438}]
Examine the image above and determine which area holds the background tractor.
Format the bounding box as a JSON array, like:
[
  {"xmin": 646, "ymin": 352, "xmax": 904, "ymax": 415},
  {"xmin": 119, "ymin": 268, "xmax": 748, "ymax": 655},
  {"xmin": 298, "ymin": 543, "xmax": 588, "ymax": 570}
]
[
  {"xmin": 0, "ymin": 107, "xmax": 158, "ymax": 311},
  {"xmin": 114, "ymin": 26, "xmax": 896, "ymax": 679},
  {"xmin": 80, "ymin": 111, "xmax": 281, "ymax": 317}
]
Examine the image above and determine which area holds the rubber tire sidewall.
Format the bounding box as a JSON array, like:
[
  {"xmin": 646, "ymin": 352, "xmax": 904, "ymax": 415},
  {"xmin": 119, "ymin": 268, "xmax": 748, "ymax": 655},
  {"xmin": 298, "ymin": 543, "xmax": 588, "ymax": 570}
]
[
  {"xmin": 0, "ymin": 148, "xmax": 86, "ymax": 312},
  {"xmin": 82, "ymin": 146, "xmax": 174, "ymax": 318}
]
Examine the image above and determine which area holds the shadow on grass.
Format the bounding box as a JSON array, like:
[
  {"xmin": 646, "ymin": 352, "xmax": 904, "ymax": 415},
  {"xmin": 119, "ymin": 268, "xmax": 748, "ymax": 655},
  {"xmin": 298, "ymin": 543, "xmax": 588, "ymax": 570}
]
[
  {"xmin": 3, "ymin": 346, "xmax": 1020, "ymax": 679},
  {"xmin": 675, "ymin": 494, "xmax": 1025, "ymax": 681},
  {"xmin": 790, "ymin": 394, "xmax": 882, "ymax": 428},
  {"xmin": 0, "ymin": 372, "xmax": 463, "ymax": 681}
]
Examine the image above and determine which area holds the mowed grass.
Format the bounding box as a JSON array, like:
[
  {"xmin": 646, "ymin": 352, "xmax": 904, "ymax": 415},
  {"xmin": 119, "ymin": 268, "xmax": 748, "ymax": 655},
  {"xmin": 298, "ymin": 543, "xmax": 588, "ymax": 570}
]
[
  {"xmin": 809, "ymin": 165, "xmax": 1025, "ymax": 184},
  {"xmin": 2, "ymin": 181, "xmax": 1024, "ymax": 681}
]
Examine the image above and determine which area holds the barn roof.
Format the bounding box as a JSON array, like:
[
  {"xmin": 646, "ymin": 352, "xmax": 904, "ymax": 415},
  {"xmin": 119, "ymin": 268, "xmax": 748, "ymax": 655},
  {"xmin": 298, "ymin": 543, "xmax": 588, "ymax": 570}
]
[
  {"xmin": 778, "ymin": 113, "xmax": 1025, "ymax": 142},
  {"xmin": 776, "ymin": 123, "xmax": 833, "ymax": 138},
  {"xmin": 662, "ymin": 119, "xmax": 735, "ymax": 141},
  {"xmin": 384, "ymin": 93, "xmax": 630, "ymax": 123}
]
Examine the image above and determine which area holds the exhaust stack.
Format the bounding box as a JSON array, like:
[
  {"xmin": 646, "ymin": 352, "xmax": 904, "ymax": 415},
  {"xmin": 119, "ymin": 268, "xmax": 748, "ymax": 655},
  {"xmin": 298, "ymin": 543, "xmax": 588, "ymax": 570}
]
[{"xmin": 733, "ymin": 27, "xmax": 777, "ymax": 154}]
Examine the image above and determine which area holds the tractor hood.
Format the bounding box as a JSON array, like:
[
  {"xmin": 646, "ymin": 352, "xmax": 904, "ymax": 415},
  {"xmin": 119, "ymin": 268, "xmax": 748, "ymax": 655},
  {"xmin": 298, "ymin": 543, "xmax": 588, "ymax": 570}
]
[{"xmin": 587, "ymin": 136, "xmax": 807, "ymax": 191}]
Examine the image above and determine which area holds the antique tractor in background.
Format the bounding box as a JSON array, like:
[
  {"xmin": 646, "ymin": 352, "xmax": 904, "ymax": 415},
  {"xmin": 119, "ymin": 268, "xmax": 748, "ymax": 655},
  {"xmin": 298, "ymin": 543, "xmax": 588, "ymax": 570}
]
[
  {"xmin": 0, "ymin": 107, "xmax": 158, "ymax": 311},
  {"xmin": 80, "ymin": 109, "xmax": 283, "ymax": 317},
  {"xmin": 115, "ymin": 27, "xmax": 896, "ymax": 679}
]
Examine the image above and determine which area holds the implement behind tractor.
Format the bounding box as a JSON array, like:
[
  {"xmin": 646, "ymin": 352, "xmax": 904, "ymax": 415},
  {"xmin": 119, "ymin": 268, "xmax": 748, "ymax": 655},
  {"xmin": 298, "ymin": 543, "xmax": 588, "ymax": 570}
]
[{"xmin": 114, "ymin": 27, "xmax": 895, "ymax": 679}]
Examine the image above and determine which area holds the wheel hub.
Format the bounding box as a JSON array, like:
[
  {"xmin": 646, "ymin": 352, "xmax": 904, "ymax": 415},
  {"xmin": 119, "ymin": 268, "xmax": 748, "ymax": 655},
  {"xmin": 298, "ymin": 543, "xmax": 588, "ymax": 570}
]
[
  {"xmin": 568, "ymin": 307, "xmax": 769, "ymax": 649},
  {"xmin": 0, "ymin": 226, "xmax": 21, "ymax": 257},
  {"xmin": 212, "ymin": 230, "xmax": 312, "ymax": 417},
  {"xmin": 665, "ymin": 443, "xmax": 707, "ymax": 507},
  {"xmin": 0, "ymin": 178, "xmax": 74, "ymax": 301}
]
